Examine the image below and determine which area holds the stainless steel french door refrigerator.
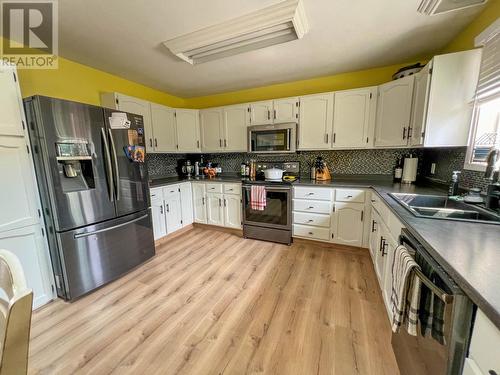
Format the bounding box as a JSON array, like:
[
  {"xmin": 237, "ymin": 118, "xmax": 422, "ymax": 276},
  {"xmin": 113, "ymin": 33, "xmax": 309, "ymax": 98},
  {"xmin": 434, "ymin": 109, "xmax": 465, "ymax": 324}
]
[{"xmin": 24, "ymin": 96, "xmax": 154, "ymax": 301}]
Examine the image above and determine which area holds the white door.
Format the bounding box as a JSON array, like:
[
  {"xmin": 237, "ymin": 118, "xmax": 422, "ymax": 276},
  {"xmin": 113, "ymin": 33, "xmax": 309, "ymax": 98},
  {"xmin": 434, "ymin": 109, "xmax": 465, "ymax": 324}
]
[
  {"xmin": 200, "ymin": 108, "xmax": 223, "ymax": 152},
  {"xmin": 150, "ymin": 192, "xmax": 166, "ymax": 240},
  {"xmin": 273, "ymin": 97, "xmax": 298, "ymax": 123},
  {"xmin": 165, "ymin": 194, "xmax": 183, "ymax": 233},
  {"xmin": 332, "ymin": 202, "xmax": 364, "ymax": 247},
  {"xmin": 224, "ymin": 195, "xmax": 241, "ymax": 229},
  {"xmin": 192, "ymin": 183, "xmax": 207, "ymax": 224},
  {"xmin": 249, "ymin": 101, "xmax": 273, "ymax": 125},
  {"xmin": 409, "ymin": 65, "xmax": 431, "ymax": 147},
  {"xmin": 176, "ymin": 109, "xmax": 201, "ymax": 152},
  {"xmin": 0, "ymin": 225, "xmax": 54, "ymax": 309},
  {"xmin": 298, "ymin": 93, "xmax": 334, "ymax": 150},
  {"xmin": 374, "ymin": 221, "xmax": 388, "ymax": 285},
  {"xmin": 116, "ymin": 94, "xmax": 154, "ymax": 151},
  {"xmin": 0, "ymin": 136, "xmax": 40, "ymax": 233},
  {"xmin": 333, "ymin": 88, "xmax": 376, "ymax": 148},
  {"xmin": 207, "ymin": 193, "xmax": 224, "ymax": 226},
  {"xmin": 375, "ymin": 75, "xmax": 415, "ymax": 147},
  {"xmin": 0, "ymin": 65, "xmax": 24, "ymax": 136},
  {"xmin": 150, "ymin": 103, "xmax": 177, "ymax": 152},
  {"xmin": 223, "ymin": 105, "xmax": 248, "ymax": 152},
  {"xmin": 179, "ymin": 183, "xmax": 193, "ymax": 226}
]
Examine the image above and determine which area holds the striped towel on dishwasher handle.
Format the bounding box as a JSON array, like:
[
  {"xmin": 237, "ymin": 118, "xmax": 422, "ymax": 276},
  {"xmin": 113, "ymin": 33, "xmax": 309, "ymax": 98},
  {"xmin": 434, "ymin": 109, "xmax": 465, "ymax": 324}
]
[{"xmin": 390, "ymin": 244, "xmax": 422, "ymax": 336}]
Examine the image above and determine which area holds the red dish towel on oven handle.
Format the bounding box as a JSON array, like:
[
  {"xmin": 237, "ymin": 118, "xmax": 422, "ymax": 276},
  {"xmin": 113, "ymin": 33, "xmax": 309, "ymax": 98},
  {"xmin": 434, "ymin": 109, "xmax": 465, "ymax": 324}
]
[{"xmin": 250, "ymin": 185, "xmax": 267, "ymax": 211}]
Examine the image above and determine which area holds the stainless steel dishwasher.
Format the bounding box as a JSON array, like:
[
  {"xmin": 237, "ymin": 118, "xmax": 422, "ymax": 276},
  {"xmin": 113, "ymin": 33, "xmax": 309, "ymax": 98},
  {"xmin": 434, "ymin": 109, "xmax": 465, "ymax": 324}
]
[{"xmin": 392, "ymin": 228, "xmax": 474, "ymax": 375}]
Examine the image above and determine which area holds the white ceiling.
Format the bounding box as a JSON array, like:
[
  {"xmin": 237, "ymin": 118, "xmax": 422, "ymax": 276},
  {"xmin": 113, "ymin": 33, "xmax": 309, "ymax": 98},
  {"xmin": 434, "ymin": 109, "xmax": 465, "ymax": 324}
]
[{"xmin": 58, "ymin": 0, "xmax": 485, "ymax": 97}]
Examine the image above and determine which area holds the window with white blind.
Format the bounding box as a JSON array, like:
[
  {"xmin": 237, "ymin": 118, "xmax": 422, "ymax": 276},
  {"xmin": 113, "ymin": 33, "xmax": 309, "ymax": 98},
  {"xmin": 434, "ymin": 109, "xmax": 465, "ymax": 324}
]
[{"xmin": 465, "ymin": 21, "xmax": 500, "ymax": 171}]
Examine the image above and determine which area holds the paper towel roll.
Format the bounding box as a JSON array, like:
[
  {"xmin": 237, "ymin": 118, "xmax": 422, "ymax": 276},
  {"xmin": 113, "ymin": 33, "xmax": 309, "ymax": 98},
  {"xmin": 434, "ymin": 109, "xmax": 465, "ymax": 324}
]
[{"xmin": 402, "ymin": 157, "xmax": 418, "ymax": 183}]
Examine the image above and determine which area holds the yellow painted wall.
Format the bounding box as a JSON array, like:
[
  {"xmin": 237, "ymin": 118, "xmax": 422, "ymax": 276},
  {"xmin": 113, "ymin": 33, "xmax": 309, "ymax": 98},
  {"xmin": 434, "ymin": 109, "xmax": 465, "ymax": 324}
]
[
  {"xmin": 182, "ymin": 60, "xmax": 427, "ymax": 109},
  {"xmin": 15, "ymin": 53, "xmax": 185, "ymax": 108},
  {"xmin": 442, "ymin": 0, "xmax": 500, "ymax": 53},
  {"xmin": 11, "ymin": 0, "xmax": 499, "ymax": 110}
]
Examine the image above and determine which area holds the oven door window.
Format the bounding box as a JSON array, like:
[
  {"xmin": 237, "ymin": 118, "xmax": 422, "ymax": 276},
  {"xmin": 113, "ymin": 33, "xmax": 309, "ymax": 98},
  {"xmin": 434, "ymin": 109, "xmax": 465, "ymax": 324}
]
[
  {"xmin": 244, "ymin": 189, "xmax": 289, "ymax": 227},
  {"xmin": 251, "ymin": 130, "xmax": 289, "ymax": 152}
]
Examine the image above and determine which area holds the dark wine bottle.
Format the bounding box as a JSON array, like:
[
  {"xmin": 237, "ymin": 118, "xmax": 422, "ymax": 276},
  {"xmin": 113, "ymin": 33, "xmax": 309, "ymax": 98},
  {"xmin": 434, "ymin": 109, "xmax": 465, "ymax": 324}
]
[{"xmin": 394, "ymin": 156, "xmax": 403, "ymax": 183}]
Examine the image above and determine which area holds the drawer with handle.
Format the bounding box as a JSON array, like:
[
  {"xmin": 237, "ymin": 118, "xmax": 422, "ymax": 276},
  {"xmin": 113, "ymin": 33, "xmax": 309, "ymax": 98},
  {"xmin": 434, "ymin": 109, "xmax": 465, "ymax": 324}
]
[
  {"xmin": 206, "ymin": 183, "xmax": 223, "ymax": 193},
  {"xmin": 293, "ymin": 224, "xmax": 330, "ymax": 241},
  {"xmin": 293, "ymin": 212, "xmax": 331, "ymax": 228},
  {"xmin": 293, "ymin": 199, "xmax": 332, "ymax": 214},
  {"xmin": 162, "ymin": 185, "xmax": 179, "ymax": 197},
  {"xmin": 224, "ymin": 183, "xmax": 241, "ymax": 195},
  {"xmin": 335, "ymin": 188, "xmax": 365, "ymax": 203},
  {"xmin": 293, "ymin": 187, "xmax": 333, "ymax": 201}
]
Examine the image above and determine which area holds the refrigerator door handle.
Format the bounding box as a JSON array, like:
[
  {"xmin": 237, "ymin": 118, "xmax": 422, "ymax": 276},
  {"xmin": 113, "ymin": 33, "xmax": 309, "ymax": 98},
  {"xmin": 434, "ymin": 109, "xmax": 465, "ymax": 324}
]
[
  {"xmin": 108, "ymin": 128, "xmax": 120, "ymax": 201},
  {"xmin": 74, "ymin": 214, "xmax": 149, "ymax": 239},
  {"xmin": 101, "ymin": 128, "xmax": 114, "ymax": 202}
]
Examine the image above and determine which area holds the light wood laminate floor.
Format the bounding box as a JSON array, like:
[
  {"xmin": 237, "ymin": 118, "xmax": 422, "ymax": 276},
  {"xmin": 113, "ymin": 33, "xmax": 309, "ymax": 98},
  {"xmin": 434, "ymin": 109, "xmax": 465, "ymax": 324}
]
[{"xmin": 29, "ymin": 227, "xmax": 399, "ymax": 375}]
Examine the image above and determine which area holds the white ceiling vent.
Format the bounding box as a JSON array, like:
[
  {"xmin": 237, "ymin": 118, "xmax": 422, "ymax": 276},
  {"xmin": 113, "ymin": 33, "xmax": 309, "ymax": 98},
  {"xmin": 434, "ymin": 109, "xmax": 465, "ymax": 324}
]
[
  {"xmin": 162, "ymin": 0, "xmax": 308, "ymax": 65},
  {"xmin": 418, "ymin": 0, "xmax": 487, "ymax": 15}
]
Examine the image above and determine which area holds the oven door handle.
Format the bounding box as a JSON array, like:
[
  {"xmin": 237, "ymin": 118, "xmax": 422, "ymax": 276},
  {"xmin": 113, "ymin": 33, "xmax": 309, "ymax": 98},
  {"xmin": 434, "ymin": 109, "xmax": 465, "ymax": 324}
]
[{"xmin": 286, "ymin": 129, "xmax": 291, "ymax": 151}]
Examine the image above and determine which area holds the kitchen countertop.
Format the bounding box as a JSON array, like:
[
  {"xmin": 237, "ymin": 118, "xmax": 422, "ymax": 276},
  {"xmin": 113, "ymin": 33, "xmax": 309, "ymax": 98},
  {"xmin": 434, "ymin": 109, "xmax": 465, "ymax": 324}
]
[{"xmin": 150, "ymin": 174, "xmax": 500, "ymax": 329}]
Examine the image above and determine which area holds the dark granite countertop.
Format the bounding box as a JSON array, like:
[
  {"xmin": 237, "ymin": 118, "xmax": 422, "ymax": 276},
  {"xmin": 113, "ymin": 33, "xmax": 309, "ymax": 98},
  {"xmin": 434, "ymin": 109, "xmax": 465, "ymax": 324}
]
[{"xmin": 150, "ymin": 174, "xmax": 500, "ymax": 328}]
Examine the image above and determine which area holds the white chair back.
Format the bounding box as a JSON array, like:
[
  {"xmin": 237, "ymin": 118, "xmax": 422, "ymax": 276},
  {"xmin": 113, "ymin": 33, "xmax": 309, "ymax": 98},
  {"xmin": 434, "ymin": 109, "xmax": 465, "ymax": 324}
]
[{"xmin": 0, "ymin": 250, "xmax": 33, "ymax": 375}]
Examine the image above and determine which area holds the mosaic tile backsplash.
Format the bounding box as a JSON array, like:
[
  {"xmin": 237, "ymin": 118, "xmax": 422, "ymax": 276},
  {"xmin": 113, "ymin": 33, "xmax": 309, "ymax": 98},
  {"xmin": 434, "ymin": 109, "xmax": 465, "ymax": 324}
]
[{"xmin": 148, "ymin": 147, "xmax": 492, "ymax": 191}]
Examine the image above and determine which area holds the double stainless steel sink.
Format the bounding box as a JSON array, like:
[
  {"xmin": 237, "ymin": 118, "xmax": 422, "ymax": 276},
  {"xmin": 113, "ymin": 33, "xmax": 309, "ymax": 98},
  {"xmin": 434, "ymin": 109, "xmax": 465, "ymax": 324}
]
[{"xmin": 389, "ymin": 193, "xmax": 500, "ymax": 224}]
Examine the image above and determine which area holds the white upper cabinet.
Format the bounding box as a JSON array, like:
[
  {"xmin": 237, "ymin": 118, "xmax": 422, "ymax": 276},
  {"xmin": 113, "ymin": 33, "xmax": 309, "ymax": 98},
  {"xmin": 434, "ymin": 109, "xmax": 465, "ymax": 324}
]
[
  {"xmin": 332, "ymin": 87, "xmax": 377, "ymax": 149},
  {"xmin": 409, "ymin": 65, "xmax": 431, "ymax": 147},
  {"xmin": 200, "ymin": 108, "xmax": 224, "ymax": 152},
  {"xmin": 0, "ymin": 136, "xmax": 40, "ymax": 233},
  {"xmin": 101, "ymin": 93, "xmax": 154, "ymax": 151},
  {"xmin": 249, "ymin": 100, "xmax": 273, "ymax": 125},
  {"xmin": 375, "ymin": 75, "xmax": 415, "ymax": 147},
  {"xmin": 411, "ymin": 50, "xmax": 482, "ymax": 147},
  {"xmin": 223, "ymin": 104, "xmax": 248, "ymax": 152},
  {"xmin": 298, "ymin": 93, "xmax": 334, "ymax": 150},
  {"xmin": 273, "ymin": 97, "xmax": 299, "ymax": 123},
  {"xmin": 175, "ymin": 109, "xmax": 201, "ymax": 152},
  {"xmin": 150, "ymin": 103, "xmax": 177, "ymax": 152},
  {"xmin": 0, "ymin": 66, "xmax": 24, "ymax": 136}
]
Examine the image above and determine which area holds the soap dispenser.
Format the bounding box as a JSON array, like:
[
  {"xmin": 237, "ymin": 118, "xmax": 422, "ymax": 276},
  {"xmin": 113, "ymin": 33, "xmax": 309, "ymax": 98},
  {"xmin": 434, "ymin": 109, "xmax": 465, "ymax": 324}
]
[{"xmin": 448, "ymin": 171, "xmax": 461, "ymax": 196}]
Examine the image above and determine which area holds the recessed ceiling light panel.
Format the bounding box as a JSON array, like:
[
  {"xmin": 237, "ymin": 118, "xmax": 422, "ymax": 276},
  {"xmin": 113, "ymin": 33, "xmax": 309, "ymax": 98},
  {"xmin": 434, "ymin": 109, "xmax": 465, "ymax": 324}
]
[
  {"xmin": 163, "ymin": 0, "xmax": 309, "ymax": 64},
  {"xmin": 418, "ymin": 0, "xmax": 487, "ymax": 15}
]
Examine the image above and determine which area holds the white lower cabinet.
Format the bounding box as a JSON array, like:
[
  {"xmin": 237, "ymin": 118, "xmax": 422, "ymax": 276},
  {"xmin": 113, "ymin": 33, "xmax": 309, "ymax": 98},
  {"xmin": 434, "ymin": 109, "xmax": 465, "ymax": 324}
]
[
  {"xmin": 332, "ymin": 202, "xmax": 364, "ymax": 246},
  {"xmin": 193, "ymin": 182, "xmax": 242, "ymax": 229},
  {"xmin": 465, "ymin": 309, "xmax": 500, "ymax": 375},
  {"xmin": 207, "ymin": 193, "xmax": 224, "ymax": 226},
  {"xmin": 0, "ymin": 225, "xmax": 54, "ymax": 309},
  {"xmin": 368, "ymin": 191, "xmax": 405, "ymax": 320},
  {"xmin": 224, "ymin": 195, "xmax": 242, "ymax": 229},
  {"xmin": 192, "ymin": 183, "xmax": 207, "ymax": 223},
  {"xmin": 150, "ymin": 190, "xmax": 166, "ymax": 240},
  {"xmin": 149, "ymin": 183, "xmax": 193, "ymax": 240}
]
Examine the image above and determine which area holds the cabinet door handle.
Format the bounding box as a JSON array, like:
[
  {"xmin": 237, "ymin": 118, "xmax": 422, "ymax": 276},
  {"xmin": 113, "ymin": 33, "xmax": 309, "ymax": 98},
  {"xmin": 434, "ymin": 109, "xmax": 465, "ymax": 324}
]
[
  {"xmin": 333, "ymin": 133, "xmax": 336, "ymax": 143},
  {"xmin": 407, "ymin": 127, "xmax": 413, "ymax": 138},
  {"xmin": 308, "ymin": 232, "xmax": 314, "ymax": 235},
  {"xmin": 360, "ymin": 211, "xmax": 364, "ymax": 222},
  {"xmin": 197, "ymin": 140, "xmax": 200, "ymax": 148},
  {"xmin": 219, "ymin": 198, "xmax": 222, "ymax": 207},
  {"xmin": 267, "ymin": 110, "xmax": 271, "ymax": 120},
  {"xmin": 160, "ymin": 205, "xmax": 163, "ymax": 214},
  {"xmin": 155, "ymin": 138, "xmax": 158, "ymax": 147},
  {"xmin": 149, "ymin": 138, "xmax": 153, "ymax": 147},
  {"xmin": 382, "ymin": 242, "xmax": 388, "ymax": 256},
  {"xmin": 307, "ymin": 192, "xmax": 315, "ymax": 196},
  {"xmin": 346, "ymin": 195, "xmax": 353, "ymax": 198},
  {"xmin": 202, "ymin": 197, "xmax": 205, "ymax": 205},
  {"xmin": 371, "ymin": 220, "xmax": 377, "ymax": 232},
  {"xmin": 224, "ymin": 139, "xmax": 227, "ymax": 147},
  {"xmin": 224, "ymin": 199, "xmax": 227, "ymax": 207},
  {"xmin": 402, "ymin": 127, "xmax": 407, "ymax": 140},
  {"xmin": 219, "ymin": 139, "xmax": 222, "ymax": 147},
  {"xmin": 166, "ymin": 204, "xmax": 169, "ymax": 212},
  {"xmin": 307, "ymin": 219, "xmax": 314, "ymax": 222},
  {"xmin": 379, "ymin": 237, "xmax": 385, "ymax": 253},
  {"xmin": 307, "ymin": 206, "xmax": 314, "ymax": 209},
  {"xmin": 273, "ymin": 109, "xmax": 276, "ymax": 119}
]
